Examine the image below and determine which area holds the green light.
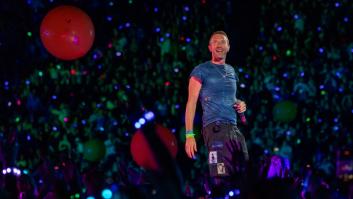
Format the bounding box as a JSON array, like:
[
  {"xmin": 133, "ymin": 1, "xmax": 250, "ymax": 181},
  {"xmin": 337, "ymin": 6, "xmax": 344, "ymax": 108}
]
[
  {"xmin": 38, "ymin": 71, "xmax": 43, "ymax": 77},
  {"xmin": 182, "ymin": 46, "xmax": 186, "ymax": 51},
  {"xmin": 15, "ymin": 117, "xmax": 20, "ymax": 123},
  {"xmin": 286, "ymin": 49, "xmax": 292, "ymax": 56},
  {"xmin": 27, "ymin": 32, "xmax": 32, "ymax": 37},
  {"xmin": 56, "ymin": 64, "xmax": 61, "ymax": 70},
  {"xmin": 320, "ymin": 90, "xmax": 326, "ymax": 95},
  {"xmin": 128, "ymin": 0, "xmax": 133, "ymax": 4},
  {"xmin": 306, "ymin": 117, "xmax": 311, "ymax": 122},
  {"xmin": 75, "ymin": 193, "xmax": 80, "ymax": 198},
  {"xmin": 296, "ymin": 139, "xmax": 301, "ymax": 144}
]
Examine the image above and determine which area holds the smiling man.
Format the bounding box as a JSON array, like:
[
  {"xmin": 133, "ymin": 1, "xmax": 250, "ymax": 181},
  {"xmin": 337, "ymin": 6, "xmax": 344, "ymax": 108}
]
[{"xmin": 184, "ymin": 31, "xmax": 249, "ymax": 198}]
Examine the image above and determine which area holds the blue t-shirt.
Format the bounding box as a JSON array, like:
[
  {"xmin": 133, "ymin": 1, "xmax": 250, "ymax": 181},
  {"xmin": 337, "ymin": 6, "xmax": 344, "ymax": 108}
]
[{"xmin": 190, "ymin": 61, "xmax": 239, "ymax": 127}]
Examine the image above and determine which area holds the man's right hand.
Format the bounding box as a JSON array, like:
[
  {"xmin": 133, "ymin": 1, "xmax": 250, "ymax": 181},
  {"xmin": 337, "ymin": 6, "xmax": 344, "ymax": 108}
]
[{"xmin": 185, "ymin": 137, "xmax": 197, "ymax": 159}]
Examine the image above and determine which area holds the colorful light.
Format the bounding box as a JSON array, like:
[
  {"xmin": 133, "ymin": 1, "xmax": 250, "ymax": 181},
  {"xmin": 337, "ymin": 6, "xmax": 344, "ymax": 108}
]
[{"xmin": 101, "ymin": 189, "xmax": 113, "ymax": 199}]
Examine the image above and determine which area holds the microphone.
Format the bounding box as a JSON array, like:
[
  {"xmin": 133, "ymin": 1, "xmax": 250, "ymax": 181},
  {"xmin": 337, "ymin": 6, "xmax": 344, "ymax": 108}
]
[
  {"xmin": 238, "ymin": 112, "xmax": 247, "ymax": 125},
  {"xmin": 235, "ymin": 100, "xmax": 247, "ymax": 125}
]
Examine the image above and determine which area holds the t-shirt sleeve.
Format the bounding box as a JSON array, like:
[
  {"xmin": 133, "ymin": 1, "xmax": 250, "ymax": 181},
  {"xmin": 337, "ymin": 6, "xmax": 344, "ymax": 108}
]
[{"xmin": 189, "ymin": 65, "xmax": 203, "ymax": 84}]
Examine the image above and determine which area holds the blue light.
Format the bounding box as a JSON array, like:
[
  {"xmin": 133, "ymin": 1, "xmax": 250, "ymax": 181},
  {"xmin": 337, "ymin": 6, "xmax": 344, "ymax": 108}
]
[
  {"xmin": 4, "ymin": 81, "xmax": 9, "ymax": 86},
  {"xmin": 238, "ymin": 68, "xmax": 243, "ymax": 72},
  {"xmin": 99, "ymin": 127, "xmax": 105, "ymax": 132},
  {"xmin": 240, "ymin": 83, "xmax": 246, "ymax": 88},
  {"xmin": 335, "ymin": 2, "xmax": 340, "ymax": 7},
  {"xmin": 102, "ymin": 189, "xmax": 113, "ymax": 199},
  {"xmin": 186, "ymin": 37, "xmax": 191, "ymax": 43},
  {"xmin": 155, "ymin": 27, "xmax": 161, "ymax": 32},
  {"xmin": 125, "ymin": 22, "xmax": 131, "ymax": 28},
  {"xmin": 344, "ymin": 17, "xmax": 349, "ymax": 22},
  {"xmin": 87, "ymin": 196, "xmax": 95, "ymax": 199},
  {"xmin": 139, "ymin": 118, "xmax": 146, "ymax": 125},
  {"xmin": 300, "ymin": 72, "xmax": 305, "ymax": 77},
  {"xmin": 159, "ymin": 37, "xmax": 164, "ymax": 42},
  {"xmin": 317, "ymin": 27, "xmax": 322, "ymax": 32},
  {"xmin": 264, "ymin": 149, "xmax": 269, "ymax": 154},
  {"xmin": 319, "ymin": 48, "xmax": 324, "ymax": 53},
  {"xmin": 81, "ymin": 120, "xmax": 87, "ymax": 125},
  {"xmin": 182, "ymin": 16, "xmax": 187, "ymax": 21},
  {"xmin": 154, "ymin": 7, "xmax": 158, "ymax": 12},
  {"xmin": 277, "ymin": 26, "xmax": 282, "ymax": 32},
  {"xmin": 52, "ymin": 95, "xmax": 57, "ymax": 100},
  {"xmin": 144, "ymin": 111, "xmax": 155, "ymax": 121},
  {"xmin": 333, "ymin": 126, "xmax": 339, "ymax": 131},
  {"xmin": 184, "ymin": 6, "xmax": 190, "ymax": 12},
  {"xmin": 52, "ymin": 126, "xmax": 58, "ymax": 131},
  {"xmin": 294, "ymin": 14, "xmax": 299, "ymax": 20},
  {"xmin": 165, "ymin": 33, "xmax": 171, "ymax": 37},
  {"xmin": 106, "ymin": 16, "xmax": 113, "ymax": 21},
  {"xmin": 229, "ymin": 191, "xmax": 234, "ymax": 197},
  {"xmin": 275, "ymin": 86, "xmax": 280, "ymax": 91},
  {"xmin": 258, "ymin": 46, "xmax": 264, "ymax": 51},
  {"xmin": 134, "ymin": 122, "xmax": 141, "ymax": 129},
  {"xmin": 283, "ymin": 73, "xmax": 288, "ymax": 78},
  {"xmin": 25, "ymin": 80, "xmax": 31, "ymax": 85},
  {"xmin": 319, "ymin": 85, "xmax": 325, "ymax": 89},
  {"xmin": 338, "ymin": 87, "xmax": 344, "ymax": 93}
]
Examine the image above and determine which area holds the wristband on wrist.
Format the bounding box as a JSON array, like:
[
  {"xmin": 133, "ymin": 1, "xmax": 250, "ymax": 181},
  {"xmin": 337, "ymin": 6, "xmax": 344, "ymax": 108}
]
[{"xmin": 185, "ymin": 130, "xmax": 195, "ymax": 138}]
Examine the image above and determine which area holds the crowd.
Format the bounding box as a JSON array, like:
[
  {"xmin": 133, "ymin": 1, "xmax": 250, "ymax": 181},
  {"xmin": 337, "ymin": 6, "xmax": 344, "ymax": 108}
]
[{"xmin": 0, "ymin": 0, "xmax": 352, "ymax": 198}]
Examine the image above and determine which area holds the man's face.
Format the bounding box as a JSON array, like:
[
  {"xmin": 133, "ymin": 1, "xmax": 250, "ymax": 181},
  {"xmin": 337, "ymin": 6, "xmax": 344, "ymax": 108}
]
[{"xmin": 208, "ymin": 34, "xmax": 230, "ymax": 61}]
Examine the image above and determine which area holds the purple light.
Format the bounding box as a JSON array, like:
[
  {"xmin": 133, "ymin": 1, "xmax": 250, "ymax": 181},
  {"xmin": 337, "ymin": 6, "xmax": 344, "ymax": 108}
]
[
  {"xmin": 318, "ymin": 118, "xmax": 322, "ymax": 123},
  {"xmin": 319, "ymin": 48, "xmax": 324, "ymax": 53},
  {"xmin": 182, "ymin": 16, "xmax": 187, "ymax": 21},
  {"xmin": 125, "ymin": 132, "xmax": 129, "ymax": 137},
  {"xmin": 114, "ymin": 85, "xmax": 119, "ymax": 90},
  {"xmin": 275, "ymin": 87, "xmax": 280, "ymax": 91},
  {"xmin": 27, "ymin": 135, "xmax": 31, "ymax": 141},
  {"xmin": 344, "ymin": 17, "xmax": 349, "ymax": 22},
  {"xmin": 338, "ymin": 87, "xmax": 344, "ymax": 92},
  {"xmin": 52, "ymin": 95, "xmax": 57, "ymax": 100},
  {"xmin": 245, "ymin": 74, "xmax": 250, "ymax": 79},
  {"xmin": 335, "ymin": 2, "xmax": 340, "ymax": 7},
  {"xmin": 172, "ymin": 128, "xmax": 176, "ymax": 133},
  {"xmin": 317, "ymin": 27, "xmax": 322, "ymax": 32},
  {"xmin": 81, "ymin": 120, "xmax": 86, "ymax": 125},
  {"xmin": 264, "ymin": 149, "xmax": 269, "ymax": 154},
  {"xmin": 154, "ymin": 7, "xmax": 158, "ymax": 12},
  {"xmin": 165, "ymin": 33, "xmax": 171, "ymax": 37},
  {"xmin": 175, "ymin": 104, "xmax": 180, "ymax": 109},
  {"xmin": 240, "ymin": 83, "xmax": 246, "ymax": 88},
  {"xmin": 276, "ymin": 26, "xmax": 283, "ymax": 32},
  {"xmin": 52, "ymin": 126, "xmax": 58, "ymax": 131},
  {"xmin": 300, "ymin": 72, "xmax": 305, "ymax": 77},
  {"xmin": 351, "ymin": 48, "xmax": 353, "ymax": 53},
  {"xmin": 319, "ymin": 85, "xmax": 325, "ymax": 89},
  {"xmin": 144, "ymin": 111, "xmax": 155, "ymax": 121},
  {"xmin": 184, "ymin": 6, "xmax": 190, "ymax": 12},
  {"xmin": 125, "ymin": 22, "xmax": 131, "ymax": 28},
  {"xmin": 258, "ymin": 46, "xmax": 264, "ymax": 51},
  {"xmin": 106, "ymin": 16, "xmax": 113, "ymax": 21},
  {"xmin": 334, "ymin": 118, "xmax": 338, "ymax": 123},
  {"xmin": 283, "ymin": 73, "xmax": 288, "ymax": 78},
  {"xmin": 186, "ymin": 37, "xmax": 191, "ymax": 43},
  {"xmin": 4, "ymin": 81, "xmax": 9, "ymax": 86},
  {"xmin": 115, "ymin": 52, "xmax": 122, "ymax": 57},
  {"xmin": 7, "ymin": 101, "xmax": 12, "ymax": 107}
]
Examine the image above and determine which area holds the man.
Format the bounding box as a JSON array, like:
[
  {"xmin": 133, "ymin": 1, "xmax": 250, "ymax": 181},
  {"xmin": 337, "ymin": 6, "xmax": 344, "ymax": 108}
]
[{"xmin": 185, "ymin": 31, "xmax": 249, "ymax": 197}]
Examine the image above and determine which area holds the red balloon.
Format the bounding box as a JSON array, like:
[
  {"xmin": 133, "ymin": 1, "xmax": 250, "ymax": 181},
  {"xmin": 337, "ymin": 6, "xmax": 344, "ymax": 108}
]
[
  {"xmin": 40, "ymin": 6, "xmax": 95, "ymax": 60},
  {"xmin": 130, "ymin": 124, "xmax": 178, "ymax": 170}
]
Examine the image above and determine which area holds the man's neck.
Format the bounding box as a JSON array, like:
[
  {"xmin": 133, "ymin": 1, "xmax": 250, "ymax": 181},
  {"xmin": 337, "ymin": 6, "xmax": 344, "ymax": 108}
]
[{"xmin": 211, "ymin": 59, "xmax": 226, "ymax": 65}]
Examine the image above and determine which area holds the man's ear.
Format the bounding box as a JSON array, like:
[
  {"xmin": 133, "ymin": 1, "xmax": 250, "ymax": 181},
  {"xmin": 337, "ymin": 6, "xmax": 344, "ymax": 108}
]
[{"xmin": 208, "ymin": 44, "xmax": 212, "ymax": 52}]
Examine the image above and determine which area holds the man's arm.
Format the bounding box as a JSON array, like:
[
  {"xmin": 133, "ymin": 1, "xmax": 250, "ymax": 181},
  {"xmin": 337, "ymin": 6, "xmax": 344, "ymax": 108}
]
[{"xmin": 185, "ymin": 77, "xmax": 201, "ymax": 159}]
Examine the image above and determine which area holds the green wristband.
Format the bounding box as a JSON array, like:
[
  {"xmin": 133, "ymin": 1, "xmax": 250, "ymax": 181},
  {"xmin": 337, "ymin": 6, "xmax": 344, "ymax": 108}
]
[{"xmin": 185, "ymin": 133, "xmax": 195, "ymax": 138}]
